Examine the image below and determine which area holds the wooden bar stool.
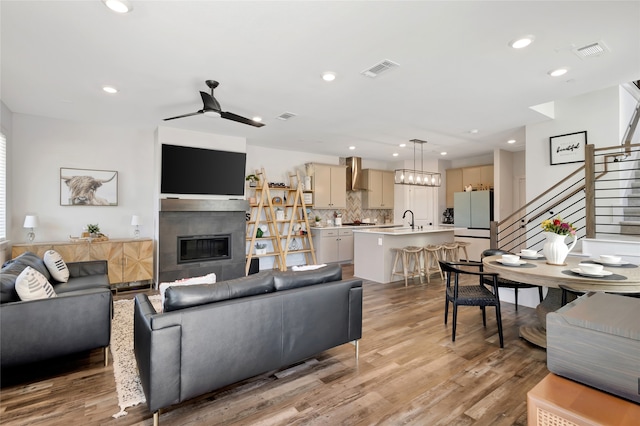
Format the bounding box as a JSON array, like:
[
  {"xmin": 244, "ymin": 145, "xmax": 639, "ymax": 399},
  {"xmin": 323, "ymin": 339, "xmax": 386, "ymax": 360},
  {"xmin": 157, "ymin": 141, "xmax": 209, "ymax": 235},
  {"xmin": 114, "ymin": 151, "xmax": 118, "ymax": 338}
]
[
  {"xmin": 440, "ymin": 242, "xmax": 459, "ymax": 262},
  {"xmin": 423, "ymin": 244, "xmax": 444, "ymax": 282},
  {"xmin": 454, "ymin": 241, "xmax": 471, "ymax": 262},
  {"xmin": 391, "ymin": 246, "xmax": 424, "ymax": 286}
]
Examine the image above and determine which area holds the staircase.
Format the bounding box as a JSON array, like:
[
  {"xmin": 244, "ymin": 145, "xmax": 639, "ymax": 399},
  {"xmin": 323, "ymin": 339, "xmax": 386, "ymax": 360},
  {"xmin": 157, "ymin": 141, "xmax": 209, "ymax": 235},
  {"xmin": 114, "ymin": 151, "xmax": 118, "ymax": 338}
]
[{"xmin": 621, "ymin": 160, "xmax": 640, "ymax": 235}]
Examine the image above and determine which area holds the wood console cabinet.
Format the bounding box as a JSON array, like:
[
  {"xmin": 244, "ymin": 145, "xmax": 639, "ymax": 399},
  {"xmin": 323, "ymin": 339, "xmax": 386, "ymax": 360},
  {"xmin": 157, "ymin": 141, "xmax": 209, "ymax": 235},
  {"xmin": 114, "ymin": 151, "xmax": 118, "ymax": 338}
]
[{"xmin": 11, "ymin": 238, "xmax": 154, "ymax": 287}]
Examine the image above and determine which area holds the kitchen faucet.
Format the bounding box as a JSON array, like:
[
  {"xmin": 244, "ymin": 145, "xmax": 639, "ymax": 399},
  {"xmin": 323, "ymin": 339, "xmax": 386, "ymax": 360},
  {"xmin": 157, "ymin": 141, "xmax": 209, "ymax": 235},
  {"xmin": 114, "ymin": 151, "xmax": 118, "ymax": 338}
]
[{"xmin": 402, "ymin": 209, "xmax": 415, "ymax": 230}]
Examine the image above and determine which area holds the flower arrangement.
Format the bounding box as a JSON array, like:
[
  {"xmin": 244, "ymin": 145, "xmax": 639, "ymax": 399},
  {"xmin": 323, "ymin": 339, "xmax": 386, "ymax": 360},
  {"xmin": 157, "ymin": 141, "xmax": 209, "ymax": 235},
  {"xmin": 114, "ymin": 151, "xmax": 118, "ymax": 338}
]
[{"xmin": 541, "ymin": 217, "xmax": 576, "ymax": 236}]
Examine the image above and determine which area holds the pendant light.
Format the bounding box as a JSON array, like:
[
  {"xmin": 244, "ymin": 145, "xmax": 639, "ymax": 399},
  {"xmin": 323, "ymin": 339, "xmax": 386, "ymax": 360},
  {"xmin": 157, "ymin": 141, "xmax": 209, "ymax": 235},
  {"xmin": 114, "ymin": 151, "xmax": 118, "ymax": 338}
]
[{"xmin": 394, "ymin": 139, "xmax": 441, "ymax": 186}]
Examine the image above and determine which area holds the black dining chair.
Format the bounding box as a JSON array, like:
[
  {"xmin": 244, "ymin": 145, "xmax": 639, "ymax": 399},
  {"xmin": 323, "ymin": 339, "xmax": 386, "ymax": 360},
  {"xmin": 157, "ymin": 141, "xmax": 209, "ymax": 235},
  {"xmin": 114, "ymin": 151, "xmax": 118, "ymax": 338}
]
[
  {"xmin": 481, "ymin": 249, "xmax": 544, "ymax": 311},
  {"xmin": 439, "ymin": 260, "xmax": 504, "ymax": 348}
]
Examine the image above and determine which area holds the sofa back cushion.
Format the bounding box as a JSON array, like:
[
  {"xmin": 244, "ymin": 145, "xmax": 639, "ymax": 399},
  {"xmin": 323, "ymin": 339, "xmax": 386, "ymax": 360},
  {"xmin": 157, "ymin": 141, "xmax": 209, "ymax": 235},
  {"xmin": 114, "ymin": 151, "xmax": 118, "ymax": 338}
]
[
  {"xmin": 0, "ymin": 262, "xmax": 24, "ymax": 303},
  {"xmin": 273, "ymin": 264, "xmax": 342, "ymax": 291},
  {"xmin": 164, "ymin": 272, "xmax": 275, "ymax": 312},
  {"xmin": 12, "ymin": 252, "xmax": 52, "ymax": 282}
]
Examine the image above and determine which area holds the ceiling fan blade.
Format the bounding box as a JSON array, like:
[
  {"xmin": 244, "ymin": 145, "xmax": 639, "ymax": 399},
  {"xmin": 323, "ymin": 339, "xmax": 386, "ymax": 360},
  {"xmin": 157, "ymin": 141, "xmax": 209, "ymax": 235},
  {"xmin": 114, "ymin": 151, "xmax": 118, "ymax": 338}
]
[
  {"xmin": 163, "ymin": 111, "xmax": 203, "ymax": 121},
  {"xmin": 200, "ymin": 91, "xmax": 221, "ymax": 112},
  {"xmin": 220, "ymin": 111, "xmax": 265, "ymax": 127}
]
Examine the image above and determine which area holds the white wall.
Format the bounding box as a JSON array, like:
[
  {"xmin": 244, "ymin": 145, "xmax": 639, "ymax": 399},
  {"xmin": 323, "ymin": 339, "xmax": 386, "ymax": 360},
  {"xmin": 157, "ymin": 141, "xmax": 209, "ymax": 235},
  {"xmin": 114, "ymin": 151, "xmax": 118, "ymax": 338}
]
[
  {"xmin": 10, "ymin": 114, "xmax": 155, "ymax": 242},
  {"xmin": 525, "ymin": 86, "xmax": 620, "ymax": 200}
]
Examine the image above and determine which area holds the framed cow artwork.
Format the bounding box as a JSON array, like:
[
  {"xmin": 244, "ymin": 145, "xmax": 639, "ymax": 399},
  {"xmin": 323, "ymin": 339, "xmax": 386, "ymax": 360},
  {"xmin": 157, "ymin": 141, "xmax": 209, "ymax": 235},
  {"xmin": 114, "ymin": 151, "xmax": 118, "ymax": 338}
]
[{"xmin": 60, "ymin": 168, "xmax": 118, "ymax": 206}]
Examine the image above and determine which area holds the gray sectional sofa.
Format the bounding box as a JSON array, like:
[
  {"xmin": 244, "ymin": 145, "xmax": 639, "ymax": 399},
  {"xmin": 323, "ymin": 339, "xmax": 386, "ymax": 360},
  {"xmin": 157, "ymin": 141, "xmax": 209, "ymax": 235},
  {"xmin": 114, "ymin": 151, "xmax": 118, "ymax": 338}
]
[
  {"xmin": 0, "ymin": 251, "xmax": 112, "ymax": 368},
  {"xmin": 134, "ymin": 263, "xmax": 363, "ymax": 425}
]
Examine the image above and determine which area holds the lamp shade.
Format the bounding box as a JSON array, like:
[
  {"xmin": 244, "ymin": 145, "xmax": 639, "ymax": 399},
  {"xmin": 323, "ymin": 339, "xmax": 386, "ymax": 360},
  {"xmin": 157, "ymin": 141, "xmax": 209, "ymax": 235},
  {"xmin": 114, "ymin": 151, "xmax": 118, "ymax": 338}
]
[
  {"xmin": 131, "ymin": 215, "xmax": 140, "ymax": 226},
  {"xmin": 23, "ymin": 215, "xmax": 39, "ymax": 228}
]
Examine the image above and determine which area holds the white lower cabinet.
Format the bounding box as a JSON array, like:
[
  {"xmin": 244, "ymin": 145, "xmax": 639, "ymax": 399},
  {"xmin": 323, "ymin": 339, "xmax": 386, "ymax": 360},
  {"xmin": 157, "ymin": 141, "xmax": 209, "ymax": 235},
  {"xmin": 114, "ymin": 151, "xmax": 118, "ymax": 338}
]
[{"xmin": 311, "ymin": 228, "xmax": 354, "ymax": 264}]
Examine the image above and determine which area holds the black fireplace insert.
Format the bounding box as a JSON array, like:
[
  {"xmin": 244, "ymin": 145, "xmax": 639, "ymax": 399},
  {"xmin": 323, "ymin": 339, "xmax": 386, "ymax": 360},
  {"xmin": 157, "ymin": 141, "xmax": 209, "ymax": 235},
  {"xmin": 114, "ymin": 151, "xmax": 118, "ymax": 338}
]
[{"xmin": 178, "ymin": 234, "xmax": 231, "ymax": 264}]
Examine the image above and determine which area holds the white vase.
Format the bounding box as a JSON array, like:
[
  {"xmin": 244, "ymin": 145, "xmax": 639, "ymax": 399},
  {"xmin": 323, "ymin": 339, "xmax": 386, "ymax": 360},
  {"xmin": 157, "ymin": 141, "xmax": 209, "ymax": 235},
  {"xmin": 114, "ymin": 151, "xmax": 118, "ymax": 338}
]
[{"xmin": 542, "ymin": 231, "xmax": 576, "ymax": 265}]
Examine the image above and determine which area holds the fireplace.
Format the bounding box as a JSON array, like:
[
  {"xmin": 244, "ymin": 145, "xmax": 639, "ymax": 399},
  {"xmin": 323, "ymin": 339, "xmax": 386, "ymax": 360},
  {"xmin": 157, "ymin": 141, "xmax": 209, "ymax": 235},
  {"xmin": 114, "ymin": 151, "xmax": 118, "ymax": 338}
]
[
  {"xmin": 178, "ymin": 234, "xmax": 231, "ymax": 264},
  {"xmin": 158, "ymin": 199, "xmax": 248, "ymax": 283}
]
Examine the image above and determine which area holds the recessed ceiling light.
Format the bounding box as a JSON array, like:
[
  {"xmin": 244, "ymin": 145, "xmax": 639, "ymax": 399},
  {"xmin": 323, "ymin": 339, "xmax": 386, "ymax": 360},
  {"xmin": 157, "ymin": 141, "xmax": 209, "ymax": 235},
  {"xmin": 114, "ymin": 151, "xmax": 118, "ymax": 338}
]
[
  {"xmin": 102, "ymin": 86, "xmax": 118, "ymax": 94},
  {"xmin": 252, "ymin": 116, "xmax": 262, "ymax": 122},
  {"xmin": 102, "ymin": 0, "xmax": 133, "ymax": 14},
  {"xmin": 348, "ymin": 146, "xmax": 356, "ymax": 150},
  {"xmin": 509, "ymin": 35, "xmax": 535, "ymax": 49},
  {"xmin": 507, "ymin": 139, "xmax": 516, "ymax": 144},
  {"xmin": 470, "ymin": 129, "xmax": 479, "ymax": 134},
  {"xmin": 322, "ymin": 72, "xmax": 336, "ymax": 82},
  {"xmin": 392, "ymin": 153, "xmax": 399, "ymax": 157},
  {"xmin": 548, "ymin": 68, "xmax": 569, "ymax": 77},
  {"xmin": 440, "ymin": 152, "xmax": 447, "ymax": 156},
  {"xmin": 399, "ymin": 143, "xmax": 406, "ymax": 148}
]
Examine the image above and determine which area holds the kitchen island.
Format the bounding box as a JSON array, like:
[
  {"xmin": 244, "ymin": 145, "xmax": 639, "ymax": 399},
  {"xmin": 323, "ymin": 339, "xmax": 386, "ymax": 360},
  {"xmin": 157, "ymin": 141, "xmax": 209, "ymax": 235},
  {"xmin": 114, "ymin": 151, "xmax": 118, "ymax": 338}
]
[{"xmin": 353, "ymin": 226, "xmax": 461, "ymax": 283}]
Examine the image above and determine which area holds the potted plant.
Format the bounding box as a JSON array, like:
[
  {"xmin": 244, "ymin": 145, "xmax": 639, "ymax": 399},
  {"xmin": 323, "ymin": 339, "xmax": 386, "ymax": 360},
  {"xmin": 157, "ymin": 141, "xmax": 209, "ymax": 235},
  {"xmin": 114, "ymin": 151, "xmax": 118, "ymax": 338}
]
[
  {"xmin": 314, "ymin": 216, "xmax": 322, "ymax": 227},
  {"xmin": 255, "ymin": 242, "xmax": 267, "ymax": 255},
  {"xmin": 246, "ymin": 174, "xmax": 259, "ymax": 187},
  {"xmin": 86, "ymin": 223, "xmax": 101, "ymax": 238}
]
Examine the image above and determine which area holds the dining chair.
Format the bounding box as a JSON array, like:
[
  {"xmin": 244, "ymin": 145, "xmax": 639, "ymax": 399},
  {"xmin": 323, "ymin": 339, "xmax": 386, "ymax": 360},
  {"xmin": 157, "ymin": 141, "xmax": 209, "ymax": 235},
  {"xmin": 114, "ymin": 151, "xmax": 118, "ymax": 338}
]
[
  {"xmin": 481, "ymin": 249, "xmax": 544, "ymax": 311},
  {"xmin": 439, "ymin": 260, "xmax": 504, "ymax": 348}
]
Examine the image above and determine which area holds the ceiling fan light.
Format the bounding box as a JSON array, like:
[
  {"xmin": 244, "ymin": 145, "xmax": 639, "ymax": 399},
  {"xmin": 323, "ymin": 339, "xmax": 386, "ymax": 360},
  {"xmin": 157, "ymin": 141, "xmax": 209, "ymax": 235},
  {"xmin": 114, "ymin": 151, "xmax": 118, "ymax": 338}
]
[
  {"xmin": 203, "ymin": 110, "xmax": 221, "ymax": 118},
  {"xmin": 102, "ymin": 0, "xmax": 133, "ymax": 14}
]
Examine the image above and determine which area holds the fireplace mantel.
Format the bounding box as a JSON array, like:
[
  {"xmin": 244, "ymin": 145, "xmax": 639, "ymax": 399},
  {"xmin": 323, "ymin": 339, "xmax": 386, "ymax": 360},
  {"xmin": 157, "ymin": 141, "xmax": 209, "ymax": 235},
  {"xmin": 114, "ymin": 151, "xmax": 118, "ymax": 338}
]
[{"xmin": 160, "ymin": 198, "xmax": 248, "ymax": 212}]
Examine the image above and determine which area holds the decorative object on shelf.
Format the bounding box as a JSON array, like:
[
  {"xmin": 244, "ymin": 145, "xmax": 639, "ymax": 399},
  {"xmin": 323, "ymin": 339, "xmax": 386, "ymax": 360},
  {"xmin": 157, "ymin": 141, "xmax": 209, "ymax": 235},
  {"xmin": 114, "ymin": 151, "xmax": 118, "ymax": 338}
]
[
  {"xmin": 272, "ymin": 196, "xmax": 283, "ymax": 205},
  {"xmin": 23, "ymin": 215, "xmax": 39, "ymax": 242},
  {"xmin": 276, "ymin": 208, "xmax": 285, "ymax": 221},
  {"xmin": 394, "ymin": 139, "xmax": 441, "ymax": 187},
  {"xmin": 245, "ymin": 174, "xmax": 259, "ymax": 187},
  {"xmin": 464, "ymin": 184, "xmax": 473, "ymax": 192},
  {"xmin": 549, "ymin": 131, "xmax": 587, "ymax": 165},
  {"xmin": 255, "ymin": 242, "xmax": 267, "ymax": 255},
  {"xmin": 131, "ymin": 215, "xmax": 140, "ymax": 239},
  {"xmin": 60, "ymin": 167, "xmax": 118, "ymax": 206},
  {"xmin": 541, "ymin": 217, "xmax": 577, "ymax": 265}
]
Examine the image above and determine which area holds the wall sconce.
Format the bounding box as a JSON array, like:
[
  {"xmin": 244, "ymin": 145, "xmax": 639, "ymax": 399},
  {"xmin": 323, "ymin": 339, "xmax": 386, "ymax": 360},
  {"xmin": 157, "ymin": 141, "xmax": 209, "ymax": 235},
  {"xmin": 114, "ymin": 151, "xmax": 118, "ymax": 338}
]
[
  {"xmin": 23, "ymin": 215, "xmax": 39, "ymax": 242},
  {"xmin": 131, "ymin": 215, "xmax": 140, "ymax": 239}
]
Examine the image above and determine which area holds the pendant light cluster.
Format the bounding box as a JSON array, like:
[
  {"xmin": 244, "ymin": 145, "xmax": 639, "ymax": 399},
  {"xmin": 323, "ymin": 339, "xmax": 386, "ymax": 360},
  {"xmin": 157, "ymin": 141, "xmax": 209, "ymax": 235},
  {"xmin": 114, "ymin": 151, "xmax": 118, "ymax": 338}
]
[{"xmin": 394, "ymin": 139, "xmax": 441, "ymax": 187}]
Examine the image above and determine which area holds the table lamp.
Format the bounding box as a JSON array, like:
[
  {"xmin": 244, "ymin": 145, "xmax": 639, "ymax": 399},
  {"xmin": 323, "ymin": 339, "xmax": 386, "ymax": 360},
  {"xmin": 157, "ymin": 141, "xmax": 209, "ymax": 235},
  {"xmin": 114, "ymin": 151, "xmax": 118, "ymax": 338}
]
[
  {"xmin": 24, "ymin": 215, "xmax": 39, "ymax": 242},
  {"xmin": 131, "ymin": 215, "xmax": 140, "ymax": 239}
]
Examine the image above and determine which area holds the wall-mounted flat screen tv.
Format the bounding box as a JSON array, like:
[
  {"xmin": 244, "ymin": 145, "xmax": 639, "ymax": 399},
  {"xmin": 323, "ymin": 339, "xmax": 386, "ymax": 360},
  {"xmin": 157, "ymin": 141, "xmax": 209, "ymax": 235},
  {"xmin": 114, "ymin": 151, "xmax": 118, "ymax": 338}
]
[{"xmin": 161, "ymin": 144, "xmax": 246, "ymax": 196}]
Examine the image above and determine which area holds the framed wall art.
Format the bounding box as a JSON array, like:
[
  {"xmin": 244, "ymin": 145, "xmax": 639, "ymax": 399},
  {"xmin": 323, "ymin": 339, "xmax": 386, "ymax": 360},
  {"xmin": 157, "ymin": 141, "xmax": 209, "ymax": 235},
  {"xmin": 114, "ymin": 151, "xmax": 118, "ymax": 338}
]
[
  {"xmin": 549, "ymin": 131, "xmax": 587, "ymax": 166},
  {"xmin": 60, "ymin": 168, "xmax": 118, "ymax": 206}
]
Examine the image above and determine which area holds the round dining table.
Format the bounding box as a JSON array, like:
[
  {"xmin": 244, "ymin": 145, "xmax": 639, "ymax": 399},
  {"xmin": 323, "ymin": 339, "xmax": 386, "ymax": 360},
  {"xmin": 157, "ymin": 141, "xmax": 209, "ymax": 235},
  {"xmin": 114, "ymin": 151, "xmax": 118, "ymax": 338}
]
[{"xmin": 482, "ymin": 254, "xmax": 640, "ymax": 347}]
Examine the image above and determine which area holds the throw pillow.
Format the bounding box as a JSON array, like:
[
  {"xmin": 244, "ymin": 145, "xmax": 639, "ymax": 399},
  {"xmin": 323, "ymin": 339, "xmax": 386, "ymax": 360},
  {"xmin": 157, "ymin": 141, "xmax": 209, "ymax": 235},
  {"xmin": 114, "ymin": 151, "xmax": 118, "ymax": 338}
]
[
  {"xmin": 43, "ymin": 250, "xmax": 70, "ymax": 283},
  {"xmin": 159, "ymin": 272, "xmax": 216, "ymax": 308},
  {"xmin": 15, "ymin": 266, "xmax": 57, "ymax": 301}
]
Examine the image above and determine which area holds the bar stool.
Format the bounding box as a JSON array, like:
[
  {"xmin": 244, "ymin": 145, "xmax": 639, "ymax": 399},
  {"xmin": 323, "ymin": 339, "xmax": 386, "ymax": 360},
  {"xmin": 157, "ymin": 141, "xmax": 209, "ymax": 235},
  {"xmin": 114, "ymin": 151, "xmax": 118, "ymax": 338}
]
[
  {"xmin": 391, "ymin": 246, "xmax": 424, "ymax": 286},
  {"xmin": 440, "ymin": 242, "xmax": 459, "ymax": 262},
  {"xmin": 423, "ymin": 244, "xmax": 444, "ymax": 283},
  {"xmin": 454, "ymin": 241, "xmax": 471, "ymax": 262}
]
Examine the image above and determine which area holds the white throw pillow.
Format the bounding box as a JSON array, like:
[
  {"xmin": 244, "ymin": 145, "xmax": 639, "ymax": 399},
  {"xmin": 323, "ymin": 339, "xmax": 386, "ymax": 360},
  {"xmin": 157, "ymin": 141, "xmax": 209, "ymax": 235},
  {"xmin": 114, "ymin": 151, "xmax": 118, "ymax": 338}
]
[
  {"xmin": 159, "ymin": 273, "xmax": 216, "ymax": 308},
  {"xmin": 15, "ymin": 266, "xmax": 57, "ymax": 301},
  {"xmin": 43, "ymin": 250, "xmax": 70, "ymax": 282}
]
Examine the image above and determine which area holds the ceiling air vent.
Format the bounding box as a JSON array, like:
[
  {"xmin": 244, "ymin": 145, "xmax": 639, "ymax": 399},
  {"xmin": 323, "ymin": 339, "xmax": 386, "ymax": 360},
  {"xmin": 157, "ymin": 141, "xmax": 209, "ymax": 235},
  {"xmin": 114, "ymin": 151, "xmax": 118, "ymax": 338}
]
[
  {"xmin": 360, "ymin": 59, "xmax": 400, "ymax": 78},
  {"xmin": 276, "ymin": 112, "xmax": 297, "ymax": 121},
  {"xmin": 573, "ymin": 41, "xmax": 609, "ymax": 59}
]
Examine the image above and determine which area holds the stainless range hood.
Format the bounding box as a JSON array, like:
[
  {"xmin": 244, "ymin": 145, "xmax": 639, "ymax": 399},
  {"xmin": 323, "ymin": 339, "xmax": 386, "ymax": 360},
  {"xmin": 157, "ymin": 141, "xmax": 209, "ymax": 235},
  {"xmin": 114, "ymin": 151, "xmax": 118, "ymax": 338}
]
[{"xmin": 346, "ymin": 157, "xmax": 365, "ymax": 191}]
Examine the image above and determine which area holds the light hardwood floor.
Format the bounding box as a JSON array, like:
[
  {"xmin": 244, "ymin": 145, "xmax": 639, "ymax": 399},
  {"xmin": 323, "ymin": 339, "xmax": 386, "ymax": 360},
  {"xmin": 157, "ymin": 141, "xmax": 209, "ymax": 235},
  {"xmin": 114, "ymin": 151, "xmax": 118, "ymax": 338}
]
[{"xmin": 0, "ymin": 265, "xmax": 548, "ymax": 425}]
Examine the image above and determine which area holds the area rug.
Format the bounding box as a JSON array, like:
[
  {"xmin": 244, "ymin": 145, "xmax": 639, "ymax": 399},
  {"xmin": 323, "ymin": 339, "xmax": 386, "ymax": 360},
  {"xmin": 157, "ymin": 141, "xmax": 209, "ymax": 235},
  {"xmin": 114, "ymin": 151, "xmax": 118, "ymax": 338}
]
[{"xmin": 111, "ymin": 295, "xmax": 162, "ymax": 418}]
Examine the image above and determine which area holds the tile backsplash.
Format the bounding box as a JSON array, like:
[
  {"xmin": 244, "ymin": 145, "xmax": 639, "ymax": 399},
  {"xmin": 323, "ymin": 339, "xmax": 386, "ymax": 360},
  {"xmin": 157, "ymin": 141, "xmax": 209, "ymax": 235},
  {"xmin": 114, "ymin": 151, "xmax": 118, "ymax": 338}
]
[{"xmin": 311, "ymin": 190, "xmax": 392, "ymax": 225}]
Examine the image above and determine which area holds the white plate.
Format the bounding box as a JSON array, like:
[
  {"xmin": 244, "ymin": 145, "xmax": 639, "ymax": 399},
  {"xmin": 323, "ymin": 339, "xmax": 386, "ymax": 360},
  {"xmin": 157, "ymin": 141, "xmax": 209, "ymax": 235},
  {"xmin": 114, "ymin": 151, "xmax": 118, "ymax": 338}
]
[
  {"xmin": 571, "ymin": 268, "xmax": 613, "ymax": 277},
  {"xmin": 496, "ymin": 259, "xmax": 527, "ymax": 266},
  {"xmin": 589, "ymin": 258, "xmax": 628, "ymax": 266},
  {"xmin": 518, "ymin": 252, "xmax": 544, "ymax": 259},
  {"xmin": 259, "ymin": 224, "xmax": 268, "ymax": 232}
]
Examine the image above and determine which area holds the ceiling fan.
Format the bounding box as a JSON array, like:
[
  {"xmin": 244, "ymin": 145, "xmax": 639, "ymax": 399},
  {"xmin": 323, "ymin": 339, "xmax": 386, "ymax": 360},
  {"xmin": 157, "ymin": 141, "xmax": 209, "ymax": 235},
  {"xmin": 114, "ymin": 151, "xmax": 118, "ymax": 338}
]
[{"xmin": 163, "ymin": 80, "xmax": 265, "ymax": 127}]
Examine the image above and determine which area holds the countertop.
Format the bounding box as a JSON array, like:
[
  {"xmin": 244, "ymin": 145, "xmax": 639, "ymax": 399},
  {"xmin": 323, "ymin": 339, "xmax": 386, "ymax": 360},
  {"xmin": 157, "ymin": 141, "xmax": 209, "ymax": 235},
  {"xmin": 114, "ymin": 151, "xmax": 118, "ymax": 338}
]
[{"xmin": 351, "ymin": 226, "xmax": 463, "ymax": 235}]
